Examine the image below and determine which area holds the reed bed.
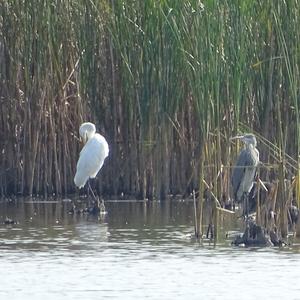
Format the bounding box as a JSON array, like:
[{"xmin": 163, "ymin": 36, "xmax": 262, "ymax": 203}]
[{"xmin": 0, "ymin": 0, "xmax": 299, "ymax": 207}]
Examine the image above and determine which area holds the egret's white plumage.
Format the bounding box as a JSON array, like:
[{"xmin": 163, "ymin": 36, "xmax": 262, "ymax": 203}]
[{"xmin": 74, "ymin": 122, "xmax": 109, "ymax": 188}]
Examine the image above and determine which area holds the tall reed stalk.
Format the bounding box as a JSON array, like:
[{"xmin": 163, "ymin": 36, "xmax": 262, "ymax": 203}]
[{"xmin": 0, "ymin": 0, "xmax": 299, "ymax": 201}]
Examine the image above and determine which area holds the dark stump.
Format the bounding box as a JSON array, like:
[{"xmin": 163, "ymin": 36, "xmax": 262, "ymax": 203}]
[{"xmin": 232, "ymin": 220, "xmax": 286, "ymax": 247}]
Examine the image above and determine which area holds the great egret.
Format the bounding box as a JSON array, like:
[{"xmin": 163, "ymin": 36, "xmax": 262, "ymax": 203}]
[
  {"xmin": 74, "ymin": 122, "xmax": 109, "ymax": 211},
  {"xmin": 231, "ymin": 133, "xmax": 259, "ymax": 217}
]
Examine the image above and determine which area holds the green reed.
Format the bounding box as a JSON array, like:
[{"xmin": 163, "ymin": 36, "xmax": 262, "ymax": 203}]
[{"xmin": 0, "ymin": 0, "xmax": 299, "ymax": 203}]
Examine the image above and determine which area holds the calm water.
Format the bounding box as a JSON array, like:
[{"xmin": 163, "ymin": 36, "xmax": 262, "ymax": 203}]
[{"xmin": 1, "ymin": 199, "xmax": 300, "ymax": 300}]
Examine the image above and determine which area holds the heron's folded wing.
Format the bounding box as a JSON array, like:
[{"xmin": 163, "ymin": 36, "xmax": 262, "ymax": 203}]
[{"xmin": 231, "ymin": 149, "xmax": 251, "ymax": 194}]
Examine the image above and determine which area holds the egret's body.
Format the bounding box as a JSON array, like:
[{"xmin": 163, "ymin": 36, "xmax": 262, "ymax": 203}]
[
  {"xmin": 231, "ymin": 134, "xmax": 259, "ymax": 216},
  {"xmin": 74, "ymin": 122, "xmax": 109, "ymax": 189}
]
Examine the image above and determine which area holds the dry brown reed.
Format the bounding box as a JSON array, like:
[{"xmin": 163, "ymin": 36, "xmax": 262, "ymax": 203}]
[{"xmin": 0, "ymin": 1, "xmax": 299, "ymax": 206}]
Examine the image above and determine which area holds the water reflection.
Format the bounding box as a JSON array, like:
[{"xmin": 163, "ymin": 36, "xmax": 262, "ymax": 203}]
[
  {"xmin": 1, "ymin": 199, "xmax": 300, "ymax": 299},
  {"xmin": 0, "ymin": 200, "xmax": 200, "ymax": 252}
]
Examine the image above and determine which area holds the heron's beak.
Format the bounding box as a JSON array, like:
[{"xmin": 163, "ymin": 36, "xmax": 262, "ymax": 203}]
[{"xmin": 230, "ymin": 135, "xmax": 244, "ymax": 141}]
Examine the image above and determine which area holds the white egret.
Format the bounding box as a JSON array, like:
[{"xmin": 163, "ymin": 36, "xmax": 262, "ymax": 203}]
[{"xmin": 74, "ymin": 122, "xmax": 109, "ymax": 211}]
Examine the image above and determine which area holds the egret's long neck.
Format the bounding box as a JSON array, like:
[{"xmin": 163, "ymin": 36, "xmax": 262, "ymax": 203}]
[{"xmin": 86, "ymin": 130, "xmax": 95, "ymax": 140}]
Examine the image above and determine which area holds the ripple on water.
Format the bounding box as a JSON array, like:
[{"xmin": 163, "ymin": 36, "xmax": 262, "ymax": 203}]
[{"xmin": 1, "ymin": 200, "xmax": 300, "ymax": 299}]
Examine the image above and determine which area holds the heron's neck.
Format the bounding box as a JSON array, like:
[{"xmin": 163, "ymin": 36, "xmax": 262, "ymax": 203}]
[{"xmin": 246, "ymin": 143, "xmax": 256, "ymax": 150}]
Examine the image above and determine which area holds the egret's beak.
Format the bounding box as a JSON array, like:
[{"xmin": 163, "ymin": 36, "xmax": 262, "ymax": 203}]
[
  {"xmin": 80, "ymin": 132, "xmax": 87, "ymax": 144},
  {"xmin": 83, "ymin": 132, "xmax": 87, "ymax": 144}
]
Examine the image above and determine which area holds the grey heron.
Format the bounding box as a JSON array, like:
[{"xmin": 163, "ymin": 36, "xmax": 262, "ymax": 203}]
[{"xmin": 231, "ymin": 133, "xmax": 259, "ymax": 217}]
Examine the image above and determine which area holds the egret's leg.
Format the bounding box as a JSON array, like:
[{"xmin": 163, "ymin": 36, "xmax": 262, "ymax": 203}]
[
  {"xmin": 88, "ymin": 180, "xmax": 97, "ymax": 201},
  {"xmin": 88, "ymin": 180, "xmax": 106, "ymax": 214},
  {"xmin": 99, "ymin": 198, "xmax": 106, "ymax": 214}
]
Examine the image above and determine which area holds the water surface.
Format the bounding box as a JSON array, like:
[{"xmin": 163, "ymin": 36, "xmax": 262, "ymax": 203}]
[{"xmin": 0, "ymin": 199, "xmax": 299, "ymax": 300}]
